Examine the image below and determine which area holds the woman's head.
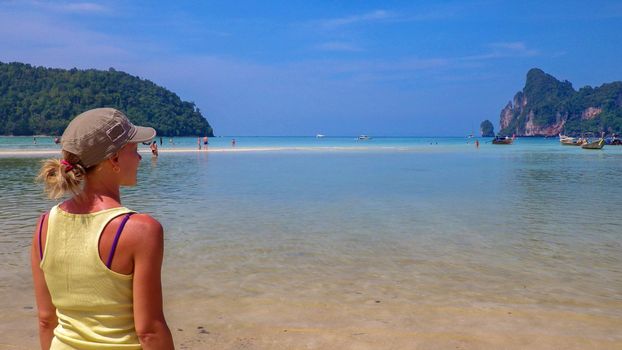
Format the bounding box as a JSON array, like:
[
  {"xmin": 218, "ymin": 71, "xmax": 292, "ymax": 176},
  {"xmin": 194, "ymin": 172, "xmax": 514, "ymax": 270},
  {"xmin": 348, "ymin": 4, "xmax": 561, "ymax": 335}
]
[{"xmin": 38, "ymin": 108, "xmax": 155, "ymax": 199}]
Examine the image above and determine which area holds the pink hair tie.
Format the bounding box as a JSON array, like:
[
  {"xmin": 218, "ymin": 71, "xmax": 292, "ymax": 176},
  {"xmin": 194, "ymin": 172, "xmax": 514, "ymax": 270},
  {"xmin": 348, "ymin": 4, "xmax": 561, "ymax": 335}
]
[{"xmin": 60, "ymin": 159, "xmax": 74, "ymax": 172}]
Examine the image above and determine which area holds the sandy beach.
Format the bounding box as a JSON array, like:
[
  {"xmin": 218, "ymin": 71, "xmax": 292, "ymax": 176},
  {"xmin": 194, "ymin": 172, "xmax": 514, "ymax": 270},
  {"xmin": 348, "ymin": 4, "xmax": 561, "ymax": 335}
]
[
  {"xmin": 2, "ymin": 289, "xmax": 621, "ymax": 349},
  {"xmin": 0, "ymin": 146, "xmax": 455, "ymax": 158},
  {"xmin": 0, "ymin": 147, "xmax": 370, "ymax": 156}
]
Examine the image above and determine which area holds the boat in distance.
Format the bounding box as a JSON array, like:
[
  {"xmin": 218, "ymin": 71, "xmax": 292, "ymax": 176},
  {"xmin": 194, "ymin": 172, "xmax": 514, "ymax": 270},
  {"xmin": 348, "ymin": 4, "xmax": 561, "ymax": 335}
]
[
  {"xmin": 582, "ymin": 138, "xmax": 605, "ymax": 150},
  {"xmin": 559, "ymin": 134, "xmax": 586, "ymax": 146},
  {"xmin": 492, "ymin": 135, "xmax": 514, "ymax": 145}
]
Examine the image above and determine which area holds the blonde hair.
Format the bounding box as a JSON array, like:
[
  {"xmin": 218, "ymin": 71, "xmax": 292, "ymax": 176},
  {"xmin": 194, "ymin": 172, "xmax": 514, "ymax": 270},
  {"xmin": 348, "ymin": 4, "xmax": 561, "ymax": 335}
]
[{"xmin": 37, "ymin": 151, "xmax": 89, "ymax": 199}]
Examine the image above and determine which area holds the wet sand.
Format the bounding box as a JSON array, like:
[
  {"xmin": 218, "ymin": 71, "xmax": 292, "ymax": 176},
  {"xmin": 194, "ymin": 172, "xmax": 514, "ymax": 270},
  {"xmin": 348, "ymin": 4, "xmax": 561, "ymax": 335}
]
[
  {"xmin": 0, "ymin": 148, "xmax": 289, "ymax": 157},
  {"xmin": 0, "ymin": 145, "xmax": 456, "ymax": 158},
  {"xmin": 166, "ymin": 297, "xmax": 622, "ymax": 350},
  {"xmin": 0, "ymin": 147, "xmax": 297, "ymax": 156},
  {"xmin": 2, "ymin": 290, "xmax": 621, "ymax": 349}
]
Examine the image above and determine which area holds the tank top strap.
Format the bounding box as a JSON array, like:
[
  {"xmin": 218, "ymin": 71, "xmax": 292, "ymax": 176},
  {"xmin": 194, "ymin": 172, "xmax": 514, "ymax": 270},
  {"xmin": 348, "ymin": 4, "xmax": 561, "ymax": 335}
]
[
  {"xmin": 38, "ymin": 211, "xmax": 48, "ymax": 260},
  {"xmin": 105, "ymin": 212, "xmax": 135, "ymax": 269}
]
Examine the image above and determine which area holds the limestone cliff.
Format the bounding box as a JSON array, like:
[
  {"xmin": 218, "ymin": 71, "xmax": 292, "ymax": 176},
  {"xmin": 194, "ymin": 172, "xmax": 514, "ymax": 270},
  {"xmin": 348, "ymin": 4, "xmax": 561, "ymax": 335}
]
[
  {"xmin": 498, "ymin": 68, "xmax": 622, "ymax": 136},
  {"xmin": 480, "ymin": 119, "xmax": 494, "ymax": 137}
]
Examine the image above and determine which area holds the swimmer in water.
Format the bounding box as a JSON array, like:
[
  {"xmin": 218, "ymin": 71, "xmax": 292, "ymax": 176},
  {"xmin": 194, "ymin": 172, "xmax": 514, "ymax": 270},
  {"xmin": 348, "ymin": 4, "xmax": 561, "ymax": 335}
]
[{"xmin": 150, "ymin": 140, "xmax": 158, "ymax": 157}]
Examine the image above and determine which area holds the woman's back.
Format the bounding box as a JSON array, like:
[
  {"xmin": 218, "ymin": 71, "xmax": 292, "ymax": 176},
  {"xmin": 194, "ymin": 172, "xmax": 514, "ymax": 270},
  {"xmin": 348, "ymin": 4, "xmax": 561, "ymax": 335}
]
[{"xmin": 41, "ymin": 205, "xmax": 141, "ymax": 349}]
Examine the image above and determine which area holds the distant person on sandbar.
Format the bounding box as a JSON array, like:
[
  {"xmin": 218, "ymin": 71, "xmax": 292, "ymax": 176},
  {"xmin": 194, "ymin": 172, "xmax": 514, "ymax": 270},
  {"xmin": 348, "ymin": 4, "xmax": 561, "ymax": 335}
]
[
  {"xmin": 54, "ymin": 137, "xmax": 60, "ymax": 145},
  {"xmin": 203, "ymin": 136, "xmax": 209, "ymax": 149},
  {"xmin": 231, "ymin": 138, "xmax": 236, "ymax": 147},
  {"xmin": 197, "ymin": 137, "xmax": 201, "ymax": 150},
  {"xmin": 32, "ymin": 108, "xmax": 174, "ymax": 349},
  {"xmin": 34, "ymin": 136, "xmax": 37, "ymax": 144},
  {"xmin": 150, "ymin": 140, "xmax": 159, "ymax": 157},
  {"xmin": 160, "ymin": 136, "xmax": 163, "ymax": 146},
  {"xmin": 475, "ymin": 139, "xmax": 480, "ymax": 148}
]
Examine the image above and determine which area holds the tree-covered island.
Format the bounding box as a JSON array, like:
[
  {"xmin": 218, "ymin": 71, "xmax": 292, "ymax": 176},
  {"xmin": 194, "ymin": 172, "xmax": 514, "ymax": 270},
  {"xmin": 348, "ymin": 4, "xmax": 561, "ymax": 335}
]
[{"xmin": 0, "ymin": 62, "xmax": 214, "ymax": 136}]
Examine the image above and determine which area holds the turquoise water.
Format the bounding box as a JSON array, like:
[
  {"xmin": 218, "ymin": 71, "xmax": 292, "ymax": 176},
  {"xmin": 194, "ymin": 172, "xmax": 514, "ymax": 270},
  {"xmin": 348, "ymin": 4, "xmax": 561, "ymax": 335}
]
[
  {"xmin": 1, "ymin": 137, "xmax": 621, "ymax": 345},
  {"xmin": 0, "ymin": 135, "xmax": 589, "ymax": 152}
]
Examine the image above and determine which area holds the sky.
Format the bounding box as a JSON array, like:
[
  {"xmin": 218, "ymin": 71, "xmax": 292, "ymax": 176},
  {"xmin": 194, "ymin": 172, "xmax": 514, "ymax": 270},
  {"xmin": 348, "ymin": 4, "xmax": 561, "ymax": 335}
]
[{"xmin": 1, "ymin": 0, "xmax": 621, "ymax": 136}]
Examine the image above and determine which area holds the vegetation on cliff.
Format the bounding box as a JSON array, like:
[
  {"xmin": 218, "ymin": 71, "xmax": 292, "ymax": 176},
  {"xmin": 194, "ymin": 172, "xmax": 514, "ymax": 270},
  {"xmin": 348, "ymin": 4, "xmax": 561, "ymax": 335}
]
[
  {"xmin": 0, "ymin": 62, "xmax": 213, "ymax": 136},
  {"xmin": 480, "ymin": 120, "xmax": 494, "ymax": 137},
  {"xmin": 499, "ymin": 68, "xmax": 622, "ymax": 136}
]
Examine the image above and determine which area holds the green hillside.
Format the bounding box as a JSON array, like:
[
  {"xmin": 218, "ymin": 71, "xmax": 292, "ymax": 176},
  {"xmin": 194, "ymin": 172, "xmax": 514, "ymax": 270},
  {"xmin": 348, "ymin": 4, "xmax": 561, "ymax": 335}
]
[{"xmin": 0, "ymin": 62, "xmax": 213, "ymax": 136}]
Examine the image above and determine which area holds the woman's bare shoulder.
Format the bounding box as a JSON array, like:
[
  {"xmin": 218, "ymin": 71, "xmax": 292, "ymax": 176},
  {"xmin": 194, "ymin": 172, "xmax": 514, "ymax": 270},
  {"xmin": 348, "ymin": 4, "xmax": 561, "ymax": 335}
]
[
  {"xmin": 127, "ymin": 213, "xmax": 162, "ymax": 229},
  {"xmin": 120, "ymin": 213, "xmax": 164, "ymax": 248}
]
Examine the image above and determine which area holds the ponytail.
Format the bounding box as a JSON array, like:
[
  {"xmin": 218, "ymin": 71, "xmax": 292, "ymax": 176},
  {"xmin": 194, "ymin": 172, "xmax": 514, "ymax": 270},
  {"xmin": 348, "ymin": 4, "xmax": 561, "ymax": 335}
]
[{"xmin": 37, "ymin": 151, "xmax": 88, "ymax": 199}]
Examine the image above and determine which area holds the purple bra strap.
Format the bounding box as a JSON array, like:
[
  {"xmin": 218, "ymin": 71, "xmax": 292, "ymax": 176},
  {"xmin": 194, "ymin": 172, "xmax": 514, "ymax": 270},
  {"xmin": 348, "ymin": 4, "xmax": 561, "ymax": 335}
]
[
  {"xmin": 38, "ymin": 213, "xmax": 47, "ymax": 260},
  {"xmin": 106, "ymin": 213, "xmax": 134, "ymax": 269}
]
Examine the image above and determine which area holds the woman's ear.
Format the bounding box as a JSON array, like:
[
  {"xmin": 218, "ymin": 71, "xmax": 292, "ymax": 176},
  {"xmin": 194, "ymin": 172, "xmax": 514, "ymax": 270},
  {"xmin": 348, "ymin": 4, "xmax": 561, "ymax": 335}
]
[{"xmin": 108, "ymin": 153, "xmax": 121, "ymax": 168}]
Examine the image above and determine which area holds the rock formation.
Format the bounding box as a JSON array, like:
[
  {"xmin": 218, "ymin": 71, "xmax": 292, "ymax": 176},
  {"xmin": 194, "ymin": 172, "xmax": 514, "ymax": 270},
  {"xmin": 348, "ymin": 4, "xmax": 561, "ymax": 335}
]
[
  {"xmin": 480, "ymin": 119, "xmax": 494, "ymax": 137},
  {"xmin": 498, "ymin": 68, "xmax": 622, "ymax": 136}
]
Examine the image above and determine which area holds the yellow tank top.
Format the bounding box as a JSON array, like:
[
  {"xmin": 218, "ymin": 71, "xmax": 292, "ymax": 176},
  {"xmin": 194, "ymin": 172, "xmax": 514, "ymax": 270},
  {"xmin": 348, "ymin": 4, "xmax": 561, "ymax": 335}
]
[{"xmin": 40, "ymin": 205, "xmax": 142, "ymax": 350}]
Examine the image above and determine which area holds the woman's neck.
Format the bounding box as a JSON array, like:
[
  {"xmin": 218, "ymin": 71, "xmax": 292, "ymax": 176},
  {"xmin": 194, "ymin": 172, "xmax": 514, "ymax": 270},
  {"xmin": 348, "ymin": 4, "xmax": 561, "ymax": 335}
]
[{"xmin": 61, "ymin": 180, "xmax": 122, "ymax": 214}]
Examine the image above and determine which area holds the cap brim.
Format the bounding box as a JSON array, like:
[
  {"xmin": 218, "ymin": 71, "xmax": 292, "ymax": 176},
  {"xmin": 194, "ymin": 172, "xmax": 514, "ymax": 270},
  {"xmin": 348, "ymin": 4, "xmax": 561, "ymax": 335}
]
[{"xmin": 129, "ymin": 126, "xmax": 157, "ymax": 143}]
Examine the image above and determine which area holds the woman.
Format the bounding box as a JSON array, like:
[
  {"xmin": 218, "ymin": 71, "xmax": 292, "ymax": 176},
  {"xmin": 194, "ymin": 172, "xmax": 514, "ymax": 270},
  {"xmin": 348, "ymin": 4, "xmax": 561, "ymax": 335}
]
[
  {"xmin": 150, "ymin": 140, "xmax": 159, "ymax": 157},
  {"xmin": 31, "ymin": 108, "xmax": 174, "ymax": 349}
]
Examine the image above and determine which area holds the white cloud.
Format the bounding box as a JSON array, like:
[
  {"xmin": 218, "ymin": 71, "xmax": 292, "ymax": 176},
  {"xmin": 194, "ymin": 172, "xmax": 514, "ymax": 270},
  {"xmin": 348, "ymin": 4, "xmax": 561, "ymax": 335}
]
[
  {"xmin": 310, "ymin": 4, "xmax": 461, "ymax": 30},
  {"xmin": 461, "ymin": 42, "xmax": 539, "ymax": 61},
  {"xmin": 313, "ymin": 41, "xmax": 363, "ymax": 52},
  {"xmin": 10, "ymin": 1, "xmax": 110, "ymax": 14},
  {"xmin": 318, "ymin": 10, "xmax": 395, "ymax": 28},
  {"xmin": 489, "ymin": 42, "xmax": 527, "ymax": 51},
  {"xmin": 58, "ymin": 2, "xmax": 108, "ymax": 13}
]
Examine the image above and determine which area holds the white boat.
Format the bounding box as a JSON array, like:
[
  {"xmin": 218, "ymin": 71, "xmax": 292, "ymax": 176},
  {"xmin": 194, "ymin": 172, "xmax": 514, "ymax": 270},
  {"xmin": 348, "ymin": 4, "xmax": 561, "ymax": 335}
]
[
  {"xmin": 559, "ymin": 134, "xmax": 585, "ymax": 146},
  {"xmin": 316, "ymin": 134, "xmax": 325, "ymax": 138},
  {"xmin": 559, "ymin": 134, "xmax": 575, "ymax": 142},
  {"xmin": 358, "ymin": 135, "xmax": 370, "ymax": 141}
]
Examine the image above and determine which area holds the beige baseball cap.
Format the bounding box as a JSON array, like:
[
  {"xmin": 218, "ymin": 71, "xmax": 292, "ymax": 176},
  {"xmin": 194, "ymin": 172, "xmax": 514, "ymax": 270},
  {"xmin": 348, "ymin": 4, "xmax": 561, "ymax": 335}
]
[{"xmin": 61, "ymin": 108, "xmax": 156, "ymax": 168}]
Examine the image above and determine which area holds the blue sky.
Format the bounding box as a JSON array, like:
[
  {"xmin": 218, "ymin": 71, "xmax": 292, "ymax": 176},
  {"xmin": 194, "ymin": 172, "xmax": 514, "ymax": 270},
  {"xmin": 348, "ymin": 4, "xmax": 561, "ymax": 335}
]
[{"xmin": 1, "ymin": 0, "xmax": 621, "ymax": 136}]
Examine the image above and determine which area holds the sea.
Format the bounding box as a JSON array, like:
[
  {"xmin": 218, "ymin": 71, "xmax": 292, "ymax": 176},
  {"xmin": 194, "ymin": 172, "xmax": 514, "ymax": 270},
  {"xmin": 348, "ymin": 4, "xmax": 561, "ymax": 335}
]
[{"xmin": 1, "ymin": 136, "xmax": 621, "ymax": 348}]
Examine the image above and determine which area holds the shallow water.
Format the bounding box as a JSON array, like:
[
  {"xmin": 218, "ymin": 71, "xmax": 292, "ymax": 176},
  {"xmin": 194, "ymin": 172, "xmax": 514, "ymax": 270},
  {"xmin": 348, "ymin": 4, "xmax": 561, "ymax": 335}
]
[{"xmin": 1, "ymin": 138, "xmax": 621, "ymax": 348}]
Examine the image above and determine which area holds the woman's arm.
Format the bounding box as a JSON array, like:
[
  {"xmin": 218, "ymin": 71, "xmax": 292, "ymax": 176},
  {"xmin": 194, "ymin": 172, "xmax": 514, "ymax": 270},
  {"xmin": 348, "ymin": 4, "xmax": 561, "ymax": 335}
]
[
  {"xmin": 127, "ymin": 214, "xmax": 174, "ymax": 349},
  {"xmin": 30, "ymin": 214, "xmax": 58, "ymax": 350}
]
